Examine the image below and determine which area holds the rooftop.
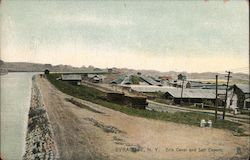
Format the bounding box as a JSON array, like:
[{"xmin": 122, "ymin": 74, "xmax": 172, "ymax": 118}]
[
  {"xmin": 140, "ymin": 75, "xmax": 161, "ymax": 86},
  {"xmin": 166, "ymin": 89, "xmax": 222, "ymax": 99},
  {"xmin": 235, "ymin": 84, "xmax": 250, "ymax": 94},
  {"xmin": 131, "ymin": 85, "xmax": 226, "ymax": 99},
  {"xmin": 61, "ymin": 74, "xmax": 82, "ymax": 81}
]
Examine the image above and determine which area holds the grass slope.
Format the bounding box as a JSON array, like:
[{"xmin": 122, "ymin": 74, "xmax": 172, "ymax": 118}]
[{"xmin": 47, "ymin": 74, "xmax": 244, "ymax": 134}]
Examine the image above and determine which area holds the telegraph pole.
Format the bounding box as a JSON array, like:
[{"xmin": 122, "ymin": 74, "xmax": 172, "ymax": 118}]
[
  {"xmin": 222, "ymin": 71, "xmax": 232, "ymax": 120},
  {"xmin": 215, "ymin": 75, "xmax": 218, "ymax": 122},
  {"xmin": 180, "ymin": 78, "xmax": 185, "ymax": 104}
]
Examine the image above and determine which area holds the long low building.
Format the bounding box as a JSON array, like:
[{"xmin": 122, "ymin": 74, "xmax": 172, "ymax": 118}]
[
  {"xmin": 130, "ymin": 85, "xmax": 176, "ymax": 93},
  {"xmin": 130, "ymin": 85, "xmax": 225, "ymax": 94},
  {"xmin": 61, "ymin": 74, "xmax": 82, "ymax": 81},
  {"xmin": 130, "ymin": 85, "xmax": 227, "ymax": 104},
  {"xmin": 164, "ymin": 89, "xmax": 225, "ymax": 104}
]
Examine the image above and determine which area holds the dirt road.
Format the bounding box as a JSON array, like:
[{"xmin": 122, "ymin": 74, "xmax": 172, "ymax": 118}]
[{"xmin": 37, "ymin": 76, "xmax": 249, "ymax": 160}]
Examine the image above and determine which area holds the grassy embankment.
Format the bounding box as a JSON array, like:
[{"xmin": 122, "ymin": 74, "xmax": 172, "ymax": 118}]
[{"xmin": 47, "ymin": 74, "xmax": 244, "ymax": 134}]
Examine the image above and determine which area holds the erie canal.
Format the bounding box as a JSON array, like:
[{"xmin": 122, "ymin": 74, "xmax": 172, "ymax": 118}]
[{"xmin": 1, "ymin": 72, "xmax": 38, "ymax": 160}]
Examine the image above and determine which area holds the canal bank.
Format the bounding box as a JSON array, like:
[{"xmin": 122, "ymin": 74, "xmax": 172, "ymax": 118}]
[
  {"xmin": 1, "ymin": 73, "xmax": 37, "ymax": 160},
  {"xmin": 23, "ymin": 76, "xmax": 58, "ymax": 160}
]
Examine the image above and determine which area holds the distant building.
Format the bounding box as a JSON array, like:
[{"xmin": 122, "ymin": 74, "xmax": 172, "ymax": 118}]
[
  {"xmin": 0, "ymin": 68, "xmax": 8, "ymax": 75},
  {"xmin": 202, "ymin": 84, "xmax": 227, "ymax": 90},
  {"xmin": 111, "ymin": 76, "xmax": 126, "ymax": 84},
  {"xmin": 233, "ymin": 84, "xmax": 250, "ymax": 109},
  {"xmin": 185, "ymin": 81, "xmax": 202, "ymax": 88},
  {"xmin": 151, "ymin": 76, "xmax": 162, "ymax": 83},
  {"xmin": 219, "ymin": 84, "xmax": 250, "ymax": 110},
  {"xmin": 164, "ymin": 89, "xmax": 220, "ymax": 104},
  {"xmin": 61, "ymin": 74, "xmax": 82, "ymax": 85},
  {"xmin": 159, "ymin": 76, "xmax": 172, "ymax": 81},
  {"xmin": 168, "ymin": 80, "xmax": 183, "ymax": 88},
  {"xmin": 121, "ymin": 76, "xmax": 132, "ymax": 85},
  {"xmin": 244, "ymin": 98, "xmax": 250, "ymax": 109},
  {"xmin": 91, "ymin": 75, "xmax": 102, "ymax": 83},
  {"xmin": 140, "ymin": 75, "xmax": 162, "ymax": 86},
  {"xmin": 186, "ymin": 81, "xmax": 192, "ymax": 88},
  {"xmin": 185, "ymin": 81, "xmax": 227, "ymax": 90},
  {"xmin": 107, "ymin": 92, "xmax": 147, "ymax": 109}
]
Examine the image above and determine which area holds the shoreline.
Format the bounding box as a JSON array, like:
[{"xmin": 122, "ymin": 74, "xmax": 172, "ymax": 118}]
[{"xmin": 23, "ymin": 76, "xmax": 59, "ymax": 160}]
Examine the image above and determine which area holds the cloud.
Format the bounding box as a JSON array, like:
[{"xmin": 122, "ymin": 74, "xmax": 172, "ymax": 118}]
[{"xmin": 1, "ymin": 0, "xmax": 248, "ymax": 73}]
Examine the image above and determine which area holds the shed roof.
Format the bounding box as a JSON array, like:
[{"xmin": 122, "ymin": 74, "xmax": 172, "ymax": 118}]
[
  {"xmin": 187, "ymin": 81, "xmax": 227, "ymax": 90},
  {"xmin": 165, "ymin": 89, "xmax": 217, "ymax": 99},
  {"xmin": 131, "ymin": 85, "xmax": 226, "ymax": 99},
  {"xmin": 121, "ymin": 76, "xmax": 132, "ymax": 85},
  {"xmin": 140, "ymin": 76, "xmax": 160, "ymax": 85},
  {"xmin": 235, "ymin": 84, "xmax": 250, "ymax": 94},
  {"xmin": 131, "ymin": 85, "xmax": 175, "ymax": 92},
  {"xmin": 61, "ymin": 74, "xmax": 82, "ymax": 81},
  {"xmin": 111, "ymin": 75, "xmax": 125, "ymax": 84}
]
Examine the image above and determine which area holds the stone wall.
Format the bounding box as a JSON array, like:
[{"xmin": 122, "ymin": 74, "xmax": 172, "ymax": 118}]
[{"xmin": 23, "ymin": 76, "xmax": 58, "ymax": 160}]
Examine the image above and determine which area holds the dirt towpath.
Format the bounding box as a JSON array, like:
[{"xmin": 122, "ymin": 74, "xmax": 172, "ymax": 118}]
[{"xmin": 37, "ymin": 76, "xmax": 249, "ymax": 160}]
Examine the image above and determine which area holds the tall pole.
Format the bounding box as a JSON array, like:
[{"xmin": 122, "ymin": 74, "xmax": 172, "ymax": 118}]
[
  {"xmin": 215, "ymin": 75, "xmax": 218, "ymax": 122},
  {"xmin": 222, "ymin": 71, "xmax": 232, "ymax": 120},
  {"xmin": 180, "ymin": 78, "xmax": 184, "ymax": 104}
]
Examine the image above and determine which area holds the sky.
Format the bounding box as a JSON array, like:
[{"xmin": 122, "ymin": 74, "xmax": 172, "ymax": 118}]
[{"xmin": 0, "ymin": 0, "xmax": 249, "ymax": 73}]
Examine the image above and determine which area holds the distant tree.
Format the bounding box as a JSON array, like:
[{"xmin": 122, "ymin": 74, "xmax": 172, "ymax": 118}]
[
  {"xmin": 88, "ymin": 65, "xmax": 95, "ymax": 69},
  {"xmin": 80, "ymin": 65, "xmax": 86, "ymax": 69},
  {"xmin": 130, "ymin": 75, "xmax": 140, "ymax": 84},
  {"xmin": 177, "ymin": 74, "xmax": 187, "ymax": 81},
  {"xmin": 44, "ymin": 64, "xmax": 52, "ymax": 69},
  {"xmin": 94, "ymin": 68, "xmax": 102, "ymax": 71}
]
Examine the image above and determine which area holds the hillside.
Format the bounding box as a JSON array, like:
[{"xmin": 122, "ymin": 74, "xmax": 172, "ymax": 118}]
[
  {"xmin": 115, "ymin": 68, "xmax": 249, "ymax": 82},
  {"xmin": 0, "ymin": 60, "xmax": 249, "ymax": 82},
  {"xmin": 0, "ymin": 60, "xmax": 87, "ymax": 72}
]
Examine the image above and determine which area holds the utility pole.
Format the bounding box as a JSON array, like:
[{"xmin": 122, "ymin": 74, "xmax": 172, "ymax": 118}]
[
  {"xmin": 222, "ymin": 71, "xmax": 232, "ymax": 120},
  {"xmin": 215, "ymin": 75, "xmax": 218, "ymax": 122},
  {"xmin": 180, "ymin": 78, "xmax": 185, "ymax": 104}
]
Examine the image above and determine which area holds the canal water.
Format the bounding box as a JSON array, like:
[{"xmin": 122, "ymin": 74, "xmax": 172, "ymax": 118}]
[{"xmin": 1, "ymin": 72, "xmax": 38, "ymax": 160}]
